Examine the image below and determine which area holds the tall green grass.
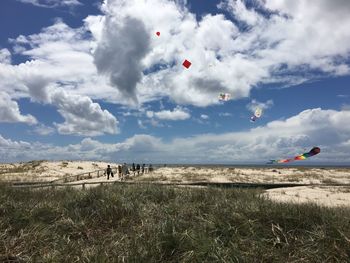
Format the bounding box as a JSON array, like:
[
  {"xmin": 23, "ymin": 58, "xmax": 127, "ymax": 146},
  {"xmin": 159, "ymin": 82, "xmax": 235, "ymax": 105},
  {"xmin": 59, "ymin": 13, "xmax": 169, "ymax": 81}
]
[{"xmin": 0, "ymin": 184, "xmax": 349, "ymax": 262}]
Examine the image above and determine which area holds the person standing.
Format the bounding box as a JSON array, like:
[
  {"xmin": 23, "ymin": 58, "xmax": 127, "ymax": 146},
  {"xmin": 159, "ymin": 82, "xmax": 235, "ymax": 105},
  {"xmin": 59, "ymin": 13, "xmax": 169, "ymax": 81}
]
[
  {"xmin": 132, "ymin": 163, "xmax": 136, "ymax": 176},
  {"xmin": 141, "ymin": 164, "xmax": 145, "ymax": 174},
  {"xmin": 136, "ymin": 164, "xmax": 140, "ymax": 176},
  {"xmin": 106, "ymin": 165, "xmax": 113, "ymax": 180},
  {"xmin": 118, "ymin": 165, "xmax": 122, "ymax": 179}
]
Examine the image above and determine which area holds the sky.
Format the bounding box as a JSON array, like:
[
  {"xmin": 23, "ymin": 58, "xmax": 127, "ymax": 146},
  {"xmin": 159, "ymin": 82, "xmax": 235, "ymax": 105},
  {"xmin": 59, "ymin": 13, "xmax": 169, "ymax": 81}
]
[{"xmin": 0, "ymin": 0, "xmax": 349, "ymax": 164}]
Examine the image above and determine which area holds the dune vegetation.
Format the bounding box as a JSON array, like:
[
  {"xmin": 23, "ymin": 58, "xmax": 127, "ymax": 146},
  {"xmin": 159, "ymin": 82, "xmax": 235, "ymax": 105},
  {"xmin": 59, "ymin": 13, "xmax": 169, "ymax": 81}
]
[{"xmin": 1, "ymin": 183, "xmax": 350, "ymax": 262}]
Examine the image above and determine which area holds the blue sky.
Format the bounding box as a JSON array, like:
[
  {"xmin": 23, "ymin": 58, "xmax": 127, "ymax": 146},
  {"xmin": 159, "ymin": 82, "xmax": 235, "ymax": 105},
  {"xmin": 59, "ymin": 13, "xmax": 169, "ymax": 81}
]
[{"xmin": 0, "ymin": 0, "xmax": 350, "ymax": 164}]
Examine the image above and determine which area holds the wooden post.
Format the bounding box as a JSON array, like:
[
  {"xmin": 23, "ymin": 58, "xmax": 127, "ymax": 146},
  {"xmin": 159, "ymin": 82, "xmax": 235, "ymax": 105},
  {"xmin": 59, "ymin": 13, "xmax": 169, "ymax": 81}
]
[
  {"xmin": 97, "ymin": 170, "xmax": 99, "ymax": 177},
  {"xmin": 100, "ymin": 182, "xmax": 103, "ymax": 186},
  {"xmin": 82, "ymin": 183, "xmax": 85, "ymax": 190},
  {"xmin": 77, "ymin": 175, "xmax": 79, "ymax": 181}
]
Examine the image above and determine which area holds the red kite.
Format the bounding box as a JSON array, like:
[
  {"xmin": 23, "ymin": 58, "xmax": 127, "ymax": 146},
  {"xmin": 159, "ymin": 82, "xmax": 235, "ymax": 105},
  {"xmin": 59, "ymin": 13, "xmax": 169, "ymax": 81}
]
[{"xmin": 182, "ymin": 59, "xmax": 192, "ymax": 69}]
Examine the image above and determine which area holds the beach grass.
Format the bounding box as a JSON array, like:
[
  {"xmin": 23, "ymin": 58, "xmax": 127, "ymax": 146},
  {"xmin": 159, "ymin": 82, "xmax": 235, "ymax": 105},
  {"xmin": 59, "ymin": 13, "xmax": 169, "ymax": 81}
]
[{"xmin": 0, "ymin": 183, "xmax": 349, "ymax": 262}]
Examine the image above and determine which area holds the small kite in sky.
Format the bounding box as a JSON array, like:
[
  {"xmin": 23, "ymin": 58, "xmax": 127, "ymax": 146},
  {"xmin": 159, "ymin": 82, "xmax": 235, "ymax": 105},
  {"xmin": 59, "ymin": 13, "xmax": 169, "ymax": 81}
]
[
  {"xmin": 182, "ymin": 59, "xmax": 192, "ymax": 69},
  {"xmin": 218, "ymin": 93, "xmax": 231, "ymax": 101},
  {"xmin": 156, "ymin": 32, "xmax": 160, "ymax": 36},
  {"xmin": 250, "ymin": 107, "xmax": 262, "ymax": 122},
  {"xmin": 267, "ymin": 147, "xmax": 321, "ymax": 164}
]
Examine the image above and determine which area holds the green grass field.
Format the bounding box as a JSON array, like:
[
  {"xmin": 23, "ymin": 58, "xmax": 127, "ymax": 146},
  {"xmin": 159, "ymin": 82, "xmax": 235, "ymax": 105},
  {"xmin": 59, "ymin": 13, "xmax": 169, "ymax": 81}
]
[{"xmin": 1, "ymin": 183, "xmax": 349, "ymax": 262}]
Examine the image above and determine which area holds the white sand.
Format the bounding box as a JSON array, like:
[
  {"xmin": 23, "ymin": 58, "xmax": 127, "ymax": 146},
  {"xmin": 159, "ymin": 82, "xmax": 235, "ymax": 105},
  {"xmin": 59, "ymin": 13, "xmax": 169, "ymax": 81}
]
[
  {"xmin": 264, "ymin": 186, "xmax": 350, "ymax": 207},
  {"xmin": 0, "ymin": 160, "xmax": 119, "ymax": 182},
  {"xmin": 137, "ymin": 166, "xmax": 350, "ymax": 185}
]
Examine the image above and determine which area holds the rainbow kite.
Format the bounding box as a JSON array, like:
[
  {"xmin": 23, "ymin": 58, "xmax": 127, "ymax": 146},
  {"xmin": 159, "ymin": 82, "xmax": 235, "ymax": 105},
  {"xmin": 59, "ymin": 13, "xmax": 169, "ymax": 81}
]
[{"xmin": 267, "ymin": 147, "xmax": 321, "ymax": 164}]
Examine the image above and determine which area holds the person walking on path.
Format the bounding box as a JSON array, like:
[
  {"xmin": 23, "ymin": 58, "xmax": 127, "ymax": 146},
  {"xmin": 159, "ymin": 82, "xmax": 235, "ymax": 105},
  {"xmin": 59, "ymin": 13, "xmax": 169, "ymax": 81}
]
[
  {"xmin": 132, "ymin": 163, "xmax": 136, "ymax": 176},
  {"xmin": 136, "ymin": 164, "xmax": 140, "ymax": 176},
  {"xmin": 141, "ymin": 164, "xmax": 145, "ymax": 174},
  {"xmin": 105, "ymin": 165, "xmax": 113, "ymax": 180},
  {"xmin": 118, "ymin": 165, "xmax": 122, "ymax": 179}
]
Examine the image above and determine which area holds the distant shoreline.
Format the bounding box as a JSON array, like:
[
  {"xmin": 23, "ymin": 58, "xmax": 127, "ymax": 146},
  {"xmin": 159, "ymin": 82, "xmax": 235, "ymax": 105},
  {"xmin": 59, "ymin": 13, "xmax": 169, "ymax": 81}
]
[
  {"xmin": 1, "ymin": 160, "xmax": 350, "ymax": 168},
  {"xmin": 151, "ymin": 163, "xmax": 350, "ymax": 169}
]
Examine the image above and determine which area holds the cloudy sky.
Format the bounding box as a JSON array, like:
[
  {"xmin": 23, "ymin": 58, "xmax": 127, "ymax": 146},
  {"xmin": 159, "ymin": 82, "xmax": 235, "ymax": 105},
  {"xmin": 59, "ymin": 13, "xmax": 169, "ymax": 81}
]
[{"xmin": 0, "ymin": 0, "xmax": 349, "ymax": 164}]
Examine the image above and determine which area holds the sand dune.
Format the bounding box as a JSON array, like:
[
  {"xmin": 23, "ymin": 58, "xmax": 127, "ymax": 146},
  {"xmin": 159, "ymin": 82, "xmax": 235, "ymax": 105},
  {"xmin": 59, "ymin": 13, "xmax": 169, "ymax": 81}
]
[
  {"xmin": 1, "ymin": 161, "xmax": 350, "ymax": 207},
  {"xmin": 0, "ymin": 160, "xmax": 119, "ymax": 182}
]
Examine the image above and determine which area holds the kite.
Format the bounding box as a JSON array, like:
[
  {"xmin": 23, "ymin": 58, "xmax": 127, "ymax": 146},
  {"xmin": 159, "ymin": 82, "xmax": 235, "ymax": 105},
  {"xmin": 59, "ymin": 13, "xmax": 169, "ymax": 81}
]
[
  {"xmin": 250, "ymin": 107, "xmax": 262, "ymax": 122},
  {"xmin": 267, "ymin": 147, "xmax": 321, "ymax": 164},
  {"xmin": 182, "ymin": 59, "xmax": 192, "ymax": 69},
  {"xmin": 156, "ymin": 32, "xmax": 160, "ymax": 36},
  {"xmin": 218, "ymin": 93, "xmax": 231, "ymax": 101}
]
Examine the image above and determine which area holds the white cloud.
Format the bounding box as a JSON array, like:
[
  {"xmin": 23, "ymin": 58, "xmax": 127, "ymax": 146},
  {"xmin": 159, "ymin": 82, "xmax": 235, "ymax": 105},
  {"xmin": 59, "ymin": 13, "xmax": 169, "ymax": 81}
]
[
  {"xmin": 1, "ymin": 0, "xmax": 350, "ymax": 110},
  {"xmin": 32, "ymin": 124, "xmax": 55, "ymax": 135},
  {"xmin": 51, "ymin": 89, "xmax": 119, "ymax": 136},
  {"xmin": 93, "ymin": 15, "xmax": 150, "ymax": 104},
  {"xmin": 0, "ymin": 21, "xmax": 120, "ymax": 136},
  {"xmin": 0, "ymin": 49, "xmax": 11, "ymax": 64},
  {"xmin": 341, "ymin": 104, "xmax": 350, "ymax": 111},
  {"xmin": 218, "ymin": 0, "xmax": 261, "ymax": 26},
  {"xmin": 200, "ymin": 114, "xmax": 209, "ymax": 120},
  {"xmin": 16, "ymin": 0, "xmax": 81, "ymax": 8},
  {"xmin": 246, "ymin": 99, "xmax": 274, "ymax": 112},
  {"xmin": 0, "ymin": 92, "xmax": 37, "ymax": 125},
  {"xmin": 2, "ymin": 108, "xmax": 350, "ymax": 163},
  {"xmin": 147, "ymin": 106, "xmax": 190, "ymax": 121},
  {"xmin": 138, "ymin": 119, "xmax": 147, "ymax": 129}
]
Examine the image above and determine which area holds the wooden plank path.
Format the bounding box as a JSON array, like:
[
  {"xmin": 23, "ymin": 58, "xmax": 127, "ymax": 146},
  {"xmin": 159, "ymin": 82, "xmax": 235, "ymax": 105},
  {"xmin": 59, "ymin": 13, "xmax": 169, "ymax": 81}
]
[
  {"xmin": 11, "ymin": 167, "xmax": 119, "ymax": 186},
  {"xmin": 11, "ymin": 180, "xmax": 350, "ymax": 190}
]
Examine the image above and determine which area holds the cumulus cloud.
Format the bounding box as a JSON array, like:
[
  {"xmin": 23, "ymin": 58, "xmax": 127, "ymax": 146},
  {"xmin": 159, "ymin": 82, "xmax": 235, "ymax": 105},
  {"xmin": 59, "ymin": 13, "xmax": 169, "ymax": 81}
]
[
  {"xmin": 32, "ymin": 124, "xmax": 55, "ymax": 135},
  {"xmin": 2, "ymin": 108, "xmax": 350, "ymax": 163},
  {"xmin": 2, "ymin": 0, "xmax": 350, "ymax": 110},
  {"xmin": 0, "ymin": 92, "xmax": 37, "ymax": 125},
  {"xmin": 0, "ymin": 49, "xmax": 11, "ymax": 64},
  {"xmin": 51, "ymin": 89, "xmax": 119, "ymax": 136},
  {"xmin": 93, "ymin": 12, "xmax": 151, "ymax": 103},
  {"xmin": 146, "ymin": 106, "xmax": 190, "ymax": 121},
  {"xmin": 200, "ymin": 114, "xmax": 209, "ymax": 120},
  {"xmin": 0, "ymin": 21, "xmax": 121, "ymax": 136},
  {"xmin": 16, "ymin": 0, "xmax": 81, "ymax": 8}
]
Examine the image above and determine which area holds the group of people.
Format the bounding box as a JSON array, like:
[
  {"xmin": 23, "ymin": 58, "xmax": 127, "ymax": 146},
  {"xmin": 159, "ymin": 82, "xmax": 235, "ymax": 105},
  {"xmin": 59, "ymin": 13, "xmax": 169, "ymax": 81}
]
[{"xmin": 105, "ymin": 163, "xmax": 153, "ymax": 180}]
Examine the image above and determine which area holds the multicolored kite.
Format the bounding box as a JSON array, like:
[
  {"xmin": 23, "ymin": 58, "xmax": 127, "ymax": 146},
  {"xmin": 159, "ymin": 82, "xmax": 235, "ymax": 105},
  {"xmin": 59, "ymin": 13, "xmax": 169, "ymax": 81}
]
[
  {"xmin": 250, "ymin": 107, "xmax": 262, "ymax": 122},
  {"xmin": 218, "ymin": 93, "xmax": 231, "ymax": 101},
  {"xmin": 267, "ymin": 147, "xmax": 321, "ymax": 164}
]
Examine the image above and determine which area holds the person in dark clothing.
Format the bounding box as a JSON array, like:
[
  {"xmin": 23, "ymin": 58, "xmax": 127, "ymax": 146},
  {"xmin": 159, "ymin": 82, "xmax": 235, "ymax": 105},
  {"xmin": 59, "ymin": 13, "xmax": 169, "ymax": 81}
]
[
  {"xmin": 149, "ymin": 164, "xmax": 153, "ymax": 172},
  {"xmin": 141, "ymin": 164, "xmax": 145, "ymax": 174},
  {"xmin": 132, "ymin": 163, "xmax": 136, "ymax": 176},
  {"xmin": 106, "ymin": 165, "xmax": 113, "ymax": 180},
  {"xmin": 118, "ymin": 165, "xmax": 122, "ymax": 179},
  {"xmin": 136, "ymin": 164, "xmax": 140, "ymax": 176}
]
